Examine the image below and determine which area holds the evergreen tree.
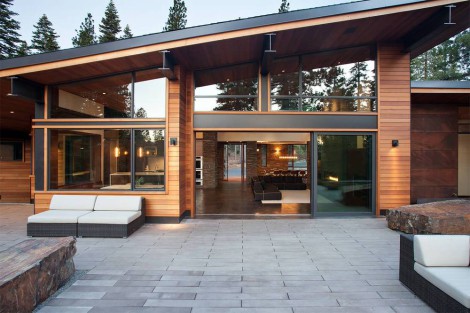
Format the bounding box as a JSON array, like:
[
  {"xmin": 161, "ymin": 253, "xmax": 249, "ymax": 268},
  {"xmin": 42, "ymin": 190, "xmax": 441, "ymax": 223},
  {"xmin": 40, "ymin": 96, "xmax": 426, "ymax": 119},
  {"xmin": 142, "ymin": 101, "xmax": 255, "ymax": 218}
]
[
  {"xmin": 99, "ymin": 0, "xmax": 122, "ymax": 43},
  {"xmin": 16, "ymin": 40, "xmax": 30, "ymax": 56},
  {"xmin": 411, "ymin": 29, "xmax": 470, "ymax": 81},
  {"xmin": 214, "ymin": 78, "xmax": 258, "ymax": 111},
  {"xmin": 122, "ymin": 24, "xmax": 133, "ymax": 39},
  {"xmin": 30, "ymin": 14, "xmax": 60, "ymax": 53},
  {"xmin": 72, "ymin": 13, "xmax": 97, "ymax": 47},
  {"xmin": 278, "ymin": 0, "xmax": 290, "ymax": 13},
  {"xmin": 163, "ymin": 0, "xmax": 187, "ymax": 31},
  {"xmin": 0, "ymin": 0, "xmax": 22, "ymax": 59}
]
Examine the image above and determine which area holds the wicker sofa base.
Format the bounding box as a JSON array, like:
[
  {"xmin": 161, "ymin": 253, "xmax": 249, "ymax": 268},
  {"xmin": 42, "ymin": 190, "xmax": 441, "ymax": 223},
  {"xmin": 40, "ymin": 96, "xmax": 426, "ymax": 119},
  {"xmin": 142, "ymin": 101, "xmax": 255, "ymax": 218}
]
[
  {"xmin": 78, "ymin": 215, "xmax": 144, "ymax": 238},
  {"xmin": 399, "ymin": 234, "xmax": 470, "ymax": 313},
  {"xmin": 27, "ymin": 223, "xmax": 77, "ymax": 237}
]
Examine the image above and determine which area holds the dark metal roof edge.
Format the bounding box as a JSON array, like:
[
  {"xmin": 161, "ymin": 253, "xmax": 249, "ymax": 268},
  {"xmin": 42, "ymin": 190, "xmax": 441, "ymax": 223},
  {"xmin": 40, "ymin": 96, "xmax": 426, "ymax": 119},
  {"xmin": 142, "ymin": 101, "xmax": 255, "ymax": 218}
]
[
  {"xmin": 0, "ymin": 0, "xmax": 430, "ymax": 71},
  {"xmin": 411, "ymin": 80, "xmax": 470, "ymax": 89}
]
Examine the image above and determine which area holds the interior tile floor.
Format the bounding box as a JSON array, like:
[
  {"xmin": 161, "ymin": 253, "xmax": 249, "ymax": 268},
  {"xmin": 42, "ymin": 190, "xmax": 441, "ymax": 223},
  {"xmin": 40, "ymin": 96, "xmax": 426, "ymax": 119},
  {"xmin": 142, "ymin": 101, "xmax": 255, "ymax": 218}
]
[
  {"xmin": 196, "ymin": 181, "xmax": 311, "ymax": 216},
  {"xmin": 0, "ymin": 203, "xmax": 435, "ymax": 313}
]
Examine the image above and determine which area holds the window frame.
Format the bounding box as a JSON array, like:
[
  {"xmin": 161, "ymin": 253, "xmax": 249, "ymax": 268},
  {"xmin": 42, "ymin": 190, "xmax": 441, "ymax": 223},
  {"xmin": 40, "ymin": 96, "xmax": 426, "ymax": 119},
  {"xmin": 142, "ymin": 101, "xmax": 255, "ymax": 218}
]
[{"xmin": 50, "ymin": 69, "xmax": 167, "ymax": 119}]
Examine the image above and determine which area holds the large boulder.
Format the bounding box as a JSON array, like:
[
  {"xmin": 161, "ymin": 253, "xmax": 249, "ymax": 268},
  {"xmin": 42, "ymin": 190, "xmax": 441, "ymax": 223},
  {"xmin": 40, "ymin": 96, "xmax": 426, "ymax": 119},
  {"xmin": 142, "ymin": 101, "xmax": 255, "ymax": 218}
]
[
  {"xmin": 386, "ymin": 200, "xmax": 470, "ymax": 234},
  {"xmin": 0, "ymin": 237, "xmax": 76, "ymax": 313}
]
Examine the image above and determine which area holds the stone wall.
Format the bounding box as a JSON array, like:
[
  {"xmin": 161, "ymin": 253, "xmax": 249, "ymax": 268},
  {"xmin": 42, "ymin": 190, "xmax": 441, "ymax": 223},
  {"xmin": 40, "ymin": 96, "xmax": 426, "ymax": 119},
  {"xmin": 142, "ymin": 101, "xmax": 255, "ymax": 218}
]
[
  {"xmin": 246, "ymin": 142, "xmax": 257, "ymax": 182},
  {"xmin": 202, "ymin": 132, "xmax": 218, "ymax": 189},
  {"xmin": 257, "ymin": 144, "xmax": 289, "ymax": 175}
]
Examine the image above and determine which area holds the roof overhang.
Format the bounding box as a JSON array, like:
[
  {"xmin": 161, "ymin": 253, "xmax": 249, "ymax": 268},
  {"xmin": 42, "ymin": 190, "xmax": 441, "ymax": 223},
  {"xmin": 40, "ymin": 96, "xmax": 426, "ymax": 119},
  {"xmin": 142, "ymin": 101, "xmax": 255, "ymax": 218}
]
[{"xmin": 0, "ymin": 0, "xmax": 468, "ymax": 85}]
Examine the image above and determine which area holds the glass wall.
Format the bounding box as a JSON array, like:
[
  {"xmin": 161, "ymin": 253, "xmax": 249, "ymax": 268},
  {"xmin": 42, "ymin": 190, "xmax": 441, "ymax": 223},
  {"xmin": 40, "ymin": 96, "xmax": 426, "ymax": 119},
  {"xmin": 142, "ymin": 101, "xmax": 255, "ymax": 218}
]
[
  {"xmin": 51, "ymin": 69, "xmax": 166, "ymax": 118},
  {"xmin": 134, "ymin": 129, "xmax": 165, "ymax": 189},
  {"xmin": 287, "ymin": 144, "xmax": 307, "ymax": 170},
  {"xmin": 194, "ymin": 63, "xmax": 258, "ymax": 111},
  {"xmin": 315, "ymin": 134, "xmax": 374, "ymax": 214},
  {"xmin": 272, "ymin": 61, "xmax": 376, "ymax": 112},
  {"xmin": 49, "ymin": 128, "xmax": 165, "ymax": 191}
]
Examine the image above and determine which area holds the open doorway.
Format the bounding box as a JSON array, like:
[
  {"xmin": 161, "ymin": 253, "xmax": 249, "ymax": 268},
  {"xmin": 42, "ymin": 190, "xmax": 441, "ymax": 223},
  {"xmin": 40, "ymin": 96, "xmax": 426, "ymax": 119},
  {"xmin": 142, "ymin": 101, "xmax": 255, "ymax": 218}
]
[
  {"xmin": 223, "ymin": 143, "xmax": 246, "ymax": 182},
  {"xmin": 195, "ymin": 131, "xmax": 311, "ymax": 216}
]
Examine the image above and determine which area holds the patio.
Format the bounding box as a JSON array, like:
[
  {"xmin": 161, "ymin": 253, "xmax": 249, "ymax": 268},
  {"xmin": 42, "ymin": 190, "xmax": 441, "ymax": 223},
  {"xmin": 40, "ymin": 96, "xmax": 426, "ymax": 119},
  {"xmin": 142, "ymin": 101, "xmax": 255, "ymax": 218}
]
[{"xmin": 0, "ymin": 204, "xmax": 434, "ymax": 313}]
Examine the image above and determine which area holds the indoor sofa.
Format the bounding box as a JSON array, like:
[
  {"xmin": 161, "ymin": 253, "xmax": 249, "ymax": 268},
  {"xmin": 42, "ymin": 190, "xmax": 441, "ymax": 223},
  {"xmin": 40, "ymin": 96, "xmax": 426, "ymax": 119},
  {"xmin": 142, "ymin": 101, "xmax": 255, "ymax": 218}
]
[
  {"xmin": 258, "ymin": 175, "xmax": 307, "ymax": 190},
  {"xmin": 251, "ymin": 177, "xmax": 282, "ymax": 201},
  {"xmin": 400, "ymin": 234, "xmax": 470, "ymax": 313}
]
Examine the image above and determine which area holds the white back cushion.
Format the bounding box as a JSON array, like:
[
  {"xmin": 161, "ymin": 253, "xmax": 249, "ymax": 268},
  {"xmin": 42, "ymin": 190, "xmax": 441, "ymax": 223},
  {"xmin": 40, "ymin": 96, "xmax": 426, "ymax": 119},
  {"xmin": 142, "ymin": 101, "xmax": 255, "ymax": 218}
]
[
  {"xmin": 94, "ymin": 196, "xmax": 142, "ymax": 211},
  {"xmin": 414, "ymin": 235, "xmax": 470, "ymax": 267},
  {"xmin": 50, "ymin": 195, "xmax": 96, "ymax": 211}
]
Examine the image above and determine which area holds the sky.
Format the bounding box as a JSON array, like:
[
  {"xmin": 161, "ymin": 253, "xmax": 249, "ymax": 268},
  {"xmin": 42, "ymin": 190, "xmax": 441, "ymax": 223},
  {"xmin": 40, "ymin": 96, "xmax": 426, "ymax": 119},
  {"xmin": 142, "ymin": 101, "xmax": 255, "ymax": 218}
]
[{"xmin": 12, "ymin": 0, "xmax": 360, "ymax": 49}]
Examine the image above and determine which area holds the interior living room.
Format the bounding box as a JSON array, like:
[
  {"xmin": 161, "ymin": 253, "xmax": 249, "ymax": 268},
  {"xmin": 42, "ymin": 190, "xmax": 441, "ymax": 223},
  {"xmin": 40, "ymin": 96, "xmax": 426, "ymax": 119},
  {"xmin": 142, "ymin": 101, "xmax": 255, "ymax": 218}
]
[
  {"xmin": 195, "ymin": 132, "xmax": 311, "ymax": 216},
  {"xmin": 195, "ymin": 131, "xmax": 374, "ymax": 217}
]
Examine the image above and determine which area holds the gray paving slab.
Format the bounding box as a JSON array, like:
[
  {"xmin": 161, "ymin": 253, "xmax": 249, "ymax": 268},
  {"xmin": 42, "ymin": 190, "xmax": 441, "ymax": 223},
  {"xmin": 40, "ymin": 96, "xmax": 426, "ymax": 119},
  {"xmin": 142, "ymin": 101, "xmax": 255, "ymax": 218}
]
[{"xmin": 0, "ymin": 205, "xmax": 434, "ymax": 313}]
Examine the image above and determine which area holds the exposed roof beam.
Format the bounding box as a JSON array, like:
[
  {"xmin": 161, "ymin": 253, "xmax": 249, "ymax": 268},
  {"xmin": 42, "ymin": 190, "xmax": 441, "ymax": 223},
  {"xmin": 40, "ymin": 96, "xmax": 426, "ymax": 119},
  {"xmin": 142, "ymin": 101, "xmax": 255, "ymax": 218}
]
[
  {"xmin": 403, "ymin": 4, "xmax": 470, "ymax": 57},
  {"xmin": 261, "ymin": 33, "xmax": 276, "ymax": 75},
  {"xmin": 158, "ymin": 50, "xmax": 176, "ymax": 80},
  {"xmin": 7, "ymin": 77, "xmax": 43, "ymax": 102}
]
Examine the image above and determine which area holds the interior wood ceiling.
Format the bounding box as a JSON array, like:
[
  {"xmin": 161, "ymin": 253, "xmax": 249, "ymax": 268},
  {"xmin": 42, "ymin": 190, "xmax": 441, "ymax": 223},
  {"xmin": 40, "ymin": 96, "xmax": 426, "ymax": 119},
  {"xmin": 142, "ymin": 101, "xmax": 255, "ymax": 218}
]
[{"xmin": 0, "ymin": 78, "xmax": 35, "ymax": 135}]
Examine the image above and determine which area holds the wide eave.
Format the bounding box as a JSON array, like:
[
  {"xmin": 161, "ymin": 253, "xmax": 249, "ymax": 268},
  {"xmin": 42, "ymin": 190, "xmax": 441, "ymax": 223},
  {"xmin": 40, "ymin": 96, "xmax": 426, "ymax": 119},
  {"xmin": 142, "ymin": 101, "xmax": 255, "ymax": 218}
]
[{"xmin": 0, "ymin": 0, "xmax": 469, "ymax": 85}]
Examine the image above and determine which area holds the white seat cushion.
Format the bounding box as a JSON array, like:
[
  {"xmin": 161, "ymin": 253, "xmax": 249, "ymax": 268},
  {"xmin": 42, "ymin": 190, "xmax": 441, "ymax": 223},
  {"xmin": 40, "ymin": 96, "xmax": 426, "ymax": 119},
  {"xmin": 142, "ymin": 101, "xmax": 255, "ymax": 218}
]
[
  {"xmin": 94, "ymin": 196, "xmax": 142, "ymax": 212},
  {"xmin": 414, "ymin": 263, "xmax": 470, "ymax": 308},
  {"xmin": 28, "ymin": 210, "xmax": 92, "ymax": 223},
  {"xmin": 50, "ymin": 195, "xmax": 96, "ymax": 211},
  {"xmin": 414, "ymin": 235, "xmax": 470, "ymax": 267},
  {"xmin": 78, "ymin": 211, "xmax": 141, "ymax": 225}
]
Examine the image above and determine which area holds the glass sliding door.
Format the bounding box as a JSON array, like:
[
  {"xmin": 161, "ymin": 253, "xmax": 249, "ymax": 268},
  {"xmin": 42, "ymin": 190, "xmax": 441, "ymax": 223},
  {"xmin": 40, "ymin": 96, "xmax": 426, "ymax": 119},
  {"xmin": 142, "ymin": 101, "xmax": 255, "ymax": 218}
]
[{"xmin": 312, "ymin": 133, "xmax": 375, "ymax": 215}]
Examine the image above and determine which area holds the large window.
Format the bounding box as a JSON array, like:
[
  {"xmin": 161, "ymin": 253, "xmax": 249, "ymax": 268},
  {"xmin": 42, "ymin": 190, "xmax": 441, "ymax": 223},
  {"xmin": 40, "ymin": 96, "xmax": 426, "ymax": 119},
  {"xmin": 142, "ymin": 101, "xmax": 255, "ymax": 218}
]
[
  {"xmin": 287, "ymin": 144, "xmax": 307, "ymax": 170},
  {"xmin": 49, "ymin": 129, "xmax": 165, "ymax": 191},
  {"xmin": 271, "ymin": 60, "xmax": 376, "ymax": 112},
  {"xmin": 194, "ymin": 63, "xmax": 259, "ymax": 111},
  {"xmin": 51, "ymin": 69, "xmax": 166, "ymax": 118}
]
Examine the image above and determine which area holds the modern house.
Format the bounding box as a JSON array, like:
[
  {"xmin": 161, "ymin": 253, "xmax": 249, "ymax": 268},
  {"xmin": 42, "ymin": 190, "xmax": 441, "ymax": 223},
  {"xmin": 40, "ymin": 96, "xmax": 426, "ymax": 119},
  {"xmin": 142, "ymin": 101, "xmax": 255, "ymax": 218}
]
[{"xmin": 0, "ymin": 0, "xmax": 469, "ymax": 222}]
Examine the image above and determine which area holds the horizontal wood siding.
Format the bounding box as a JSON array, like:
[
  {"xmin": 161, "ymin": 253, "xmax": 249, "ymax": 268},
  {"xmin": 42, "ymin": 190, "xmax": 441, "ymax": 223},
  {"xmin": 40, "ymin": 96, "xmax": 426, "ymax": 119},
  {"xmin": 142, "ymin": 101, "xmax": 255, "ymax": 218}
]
[
  {"xmin": 0, "ymin": 139, "xmax": 32, "ymax": 203},
  {"xmin": 377, "ymin": 44, "xmax": 411, "ymax": 211}
]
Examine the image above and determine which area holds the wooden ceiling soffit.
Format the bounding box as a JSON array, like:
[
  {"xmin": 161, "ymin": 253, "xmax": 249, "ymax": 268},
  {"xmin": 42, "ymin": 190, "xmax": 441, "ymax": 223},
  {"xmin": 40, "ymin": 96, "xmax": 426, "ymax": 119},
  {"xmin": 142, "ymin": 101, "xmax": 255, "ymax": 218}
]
[
  {"xmin": 8, "ymin": 77, "xmax": 44, "ymax": 102},
  {"xmin": 403, "ymin": 2, "xmax": 470, "ymax": 57},
  {"xmin": 261, "ymin": 33, "xmax": 276, "ymax": 75},
  {"xmin": 158, "ymin": 50, "xmax": 176, "ymax": 80}
]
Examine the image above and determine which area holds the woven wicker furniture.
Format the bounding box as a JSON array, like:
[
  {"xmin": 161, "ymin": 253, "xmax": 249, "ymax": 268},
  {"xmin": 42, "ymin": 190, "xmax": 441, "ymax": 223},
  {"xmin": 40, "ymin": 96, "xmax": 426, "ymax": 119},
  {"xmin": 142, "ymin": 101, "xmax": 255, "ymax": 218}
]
[
  {"xmin": 27, "ymin": 195, "xmax": 145, "ymax": 238},
  {"xmin": 27, "ymin": 195, "xmax": 97, "ymax": 237},
  {"xmin": 399, "ymin": 234, "xmax": 470, "ymax": 313},
  {"xmin": 77, "ymin": 196, "xmax": 144, "ymax": 238}
]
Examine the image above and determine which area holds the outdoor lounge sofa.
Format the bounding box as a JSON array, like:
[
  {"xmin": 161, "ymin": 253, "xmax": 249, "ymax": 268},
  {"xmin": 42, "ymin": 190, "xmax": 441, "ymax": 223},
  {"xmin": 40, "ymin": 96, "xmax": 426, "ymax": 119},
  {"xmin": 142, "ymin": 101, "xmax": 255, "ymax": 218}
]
[
  {"xmin": 27, "ymin": 195, "xmax": 144, "ymax": 238},
  {"xmin": 27, "ymin": 195, "xmax": 96, "ymax": 237},
  {"xmin": 399, "ymin": 234, "xmax": 470, "ymax": 313},
  {"xmin": 77, "ymin": 195, "xmax": 144, "ymax": 238}
]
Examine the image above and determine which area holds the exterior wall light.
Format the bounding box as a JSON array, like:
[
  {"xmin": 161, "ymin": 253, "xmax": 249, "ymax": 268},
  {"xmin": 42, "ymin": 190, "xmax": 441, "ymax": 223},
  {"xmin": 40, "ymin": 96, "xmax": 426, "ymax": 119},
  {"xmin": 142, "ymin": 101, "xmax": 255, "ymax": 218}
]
[
  {"xmin": 392, "ymin": 139, "xmax": 399, "ymax": 147},
  {"xmin": 170, "ymin": 138, "xmax": 178, "ymax": 146}
]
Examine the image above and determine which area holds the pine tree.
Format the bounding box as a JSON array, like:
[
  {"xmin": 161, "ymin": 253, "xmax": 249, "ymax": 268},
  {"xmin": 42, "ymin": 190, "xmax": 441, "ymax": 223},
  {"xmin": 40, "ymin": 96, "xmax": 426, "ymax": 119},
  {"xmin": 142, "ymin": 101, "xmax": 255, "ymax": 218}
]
[
  {"xmin": 278, "ymin": 0, "xmax": 290, "ymax": 13},
  {"xmin": 99, "ymin": 0, "xmax": 122, "ymax": 43},
  {"xmin": 163, "ymin": 0, "xmax": 187, "ymax": 31},
  {"xmin": 214, "ymin": 78, "xmax": 258, "ymax": 111},
  {"xmin": 16, "ymin": 40, "xmax": 30, "ymax": 56},
  {"xmin": 122, "ymin": 24, "xmax": 133, "ymax": 39},
  {"xmin": 30, "ymin": 14, "xmax": 60, "ymax": 53},
  {"xmin": 0, "ymin": 0, "xmax": 22, "ymax": 59},
  {"xmin": 72, "ymin": 13, "xmax": 97, "ymax": 47},
  {"xmin": 411, "ymin": 29, "xmax": 470, "ymax": 81}
]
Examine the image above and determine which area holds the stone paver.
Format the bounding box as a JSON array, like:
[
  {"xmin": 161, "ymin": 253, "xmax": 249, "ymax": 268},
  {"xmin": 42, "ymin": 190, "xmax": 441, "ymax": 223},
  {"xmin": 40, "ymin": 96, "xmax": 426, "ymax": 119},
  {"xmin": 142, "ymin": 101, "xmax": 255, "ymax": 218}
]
[{"xmin": 0, "ymin": 204, "xmax": 435, "ymax": 312}]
